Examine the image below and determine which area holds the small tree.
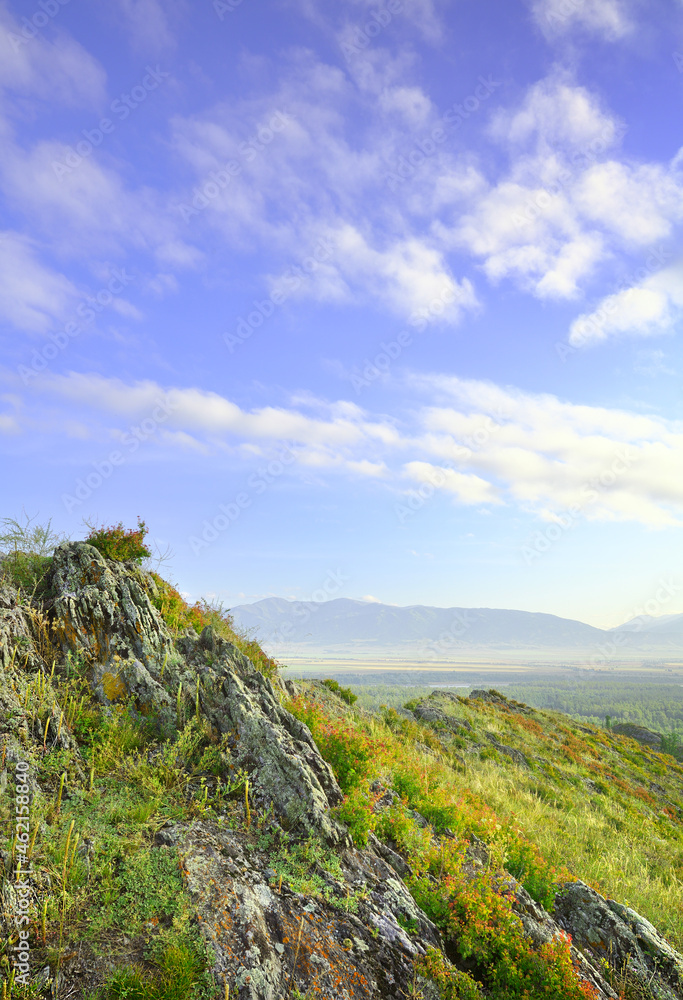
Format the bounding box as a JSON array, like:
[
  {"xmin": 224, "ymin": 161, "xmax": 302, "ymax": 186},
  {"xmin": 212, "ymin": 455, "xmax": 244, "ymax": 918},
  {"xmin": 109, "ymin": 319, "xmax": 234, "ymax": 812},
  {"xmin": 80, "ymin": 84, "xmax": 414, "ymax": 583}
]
[{"xmin": 85, "ymin": 517, "xmax": 152, "ymax": 564}]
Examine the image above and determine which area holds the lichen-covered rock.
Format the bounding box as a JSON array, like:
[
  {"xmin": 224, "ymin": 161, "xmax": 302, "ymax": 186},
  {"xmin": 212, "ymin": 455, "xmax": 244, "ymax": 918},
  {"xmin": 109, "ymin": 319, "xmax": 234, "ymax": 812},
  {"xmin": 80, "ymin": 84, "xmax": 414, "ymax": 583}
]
[
  {"xmin": 46, "ymin": 542, "xmax": 173, "ymax": 668},
  {"xmin": 0, "ymin": 582, "xmax": 44, "ymax": 672},
  {"xmin": 412, "ymin": 702, "xmax": 473, "ymax": 733},
  {"xmin": 484, "ymin": 730, "xmax": 530, "ymax": 768},
  {"xmin": 160, "ymin": 628, "xmax": 351, "ymax": 846},
  {"xmin": 161, "ymin": 819, "xmax": 442, "ymax": 999},
  {"xmin": 611, "ymin": 722, "xmax": 663, "ymax": 750},
  {"xmin": 554, "ymin": 880, "xmax": 683, "ymax": 1000},
  {"xmin": 492, "ymin": 876, "xmax": 619, "ymax": 999},
  {"xmin": 90, "ymin": 656, "xmax": 173, "ymax": 715}
]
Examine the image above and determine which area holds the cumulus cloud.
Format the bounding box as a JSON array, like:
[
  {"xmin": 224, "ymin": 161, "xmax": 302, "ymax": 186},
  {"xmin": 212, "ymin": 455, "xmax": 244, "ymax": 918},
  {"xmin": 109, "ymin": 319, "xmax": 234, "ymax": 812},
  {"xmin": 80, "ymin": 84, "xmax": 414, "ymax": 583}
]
[
  {"xmin": 569, "ymin": 261, "xmax": 683, "ymax": 347},
  {"xmin": 444, "ymin": 73, "xmax": 683, "ymax": 301},
  {"xmin": 17, "ymin": 369, "xmax": 683, "ymax": 529}
]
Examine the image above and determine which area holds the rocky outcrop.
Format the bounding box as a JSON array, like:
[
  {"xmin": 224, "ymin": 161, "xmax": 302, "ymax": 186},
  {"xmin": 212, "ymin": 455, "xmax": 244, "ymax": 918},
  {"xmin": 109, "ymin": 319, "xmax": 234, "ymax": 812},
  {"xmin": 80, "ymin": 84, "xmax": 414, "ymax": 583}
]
[
  {"xmin": 611, "ymin": 722, "xmax": 663, "ymax": 750},
  {"xmin": 46, "ymin": 541, "xmax": 174, "ymax": 669},
  {"xmin": 156, "ymin": 819, "xmax": 443, "ymax": 1000},
  {"xmin": 412, "ymin": 702, "xmax": 473, "ymax": 733},
  {"xmin": 2, "ymin": 544, "xmax": 682, "ymax": 1000},
  {"xmin": 484, "ymin": 730, "xmax": 530, "ymax": 768},
  {"xmin": 554, "ymin": 880, "xmax": 683, "ymax": 1000},
  {"xmin": 170, "ymin": 627, "xmax": 351, "ymax": 846}
]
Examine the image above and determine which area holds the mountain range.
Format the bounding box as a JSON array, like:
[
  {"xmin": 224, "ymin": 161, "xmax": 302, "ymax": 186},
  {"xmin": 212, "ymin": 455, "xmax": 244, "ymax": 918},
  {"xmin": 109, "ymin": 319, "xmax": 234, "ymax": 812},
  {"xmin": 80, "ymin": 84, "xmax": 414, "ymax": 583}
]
[{"xmin": 229, "ymin": 597, "xmax": 683, "ymax": 659}]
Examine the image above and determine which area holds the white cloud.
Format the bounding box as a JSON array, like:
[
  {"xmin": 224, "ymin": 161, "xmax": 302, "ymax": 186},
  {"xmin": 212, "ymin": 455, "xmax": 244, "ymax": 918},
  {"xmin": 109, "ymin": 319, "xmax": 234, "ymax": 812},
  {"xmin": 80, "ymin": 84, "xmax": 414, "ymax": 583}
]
[
  {"xmin": 574, "ymin": 160, "xmax": 683, "ymax": 245},
  {"xmin": 489, "ymin": 76, "xmax": 618, "ymax": 149},
  {"xmin": 0, "ymin": 7, "xmax": 107, "ymax": 108},
  {"xmin": 0, "ymin": 232, "xmax": 78, "ymax": 332},
  {"xmin": 410, "ymin": 374, "xmax": 683, "ymax": 527},
  {"xmin": 530, "ymin": 0, "xmax": 634, "ymax": 40},
  {"xmin": 443, "ymin": 74, "xmax": 683, "ymax": 300},
  {"xmin": 404, "ymin": 460, "xmax": 503, "ymax": 505},
  {"xmin": 18, "ymin": 369, "xmax": 683, "ymax": 530},
  {"xmin": 569, "ymin": 262, "xmax": 683, "ymax": 347},
  {"xmin": 108, "ymin": 0, "xmax": 176, "ymax": 53},
  {"xmin": 319, "ymin": 224, "xmax": 478, "ymax": 321}
]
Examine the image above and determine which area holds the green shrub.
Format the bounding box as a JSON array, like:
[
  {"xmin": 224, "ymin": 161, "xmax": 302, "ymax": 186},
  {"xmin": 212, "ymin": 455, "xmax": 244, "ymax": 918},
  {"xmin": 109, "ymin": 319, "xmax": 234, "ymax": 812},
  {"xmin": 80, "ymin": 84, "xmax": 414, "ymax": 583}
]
[
  {"xmin": 334, "ymin": 789, "xmax": 374, "ymax": 847},
  {"xmin": 411, "ymin": 869, "xmax": 598, "ymax": 999},
  {"xmin": 0, "ymin": 512, "xmax": 64, "ymax": 595},
  {"xmin": 85, "ymin": 517, "xmax": 151, "ymax": 564},
  {"xmin": 503, "ymin": 838, "xmax": 561, "ymax": 912},
  {"xmin": 322, "ymin": 678, "xmax": 358, "ymax": 706},
  {"xmin": 416, "ymin": 946, "xmax": 483, "ymax": 999},
  {"xmin": 288, "ymin": 697, "xmax": 374, "ymax": 792}
]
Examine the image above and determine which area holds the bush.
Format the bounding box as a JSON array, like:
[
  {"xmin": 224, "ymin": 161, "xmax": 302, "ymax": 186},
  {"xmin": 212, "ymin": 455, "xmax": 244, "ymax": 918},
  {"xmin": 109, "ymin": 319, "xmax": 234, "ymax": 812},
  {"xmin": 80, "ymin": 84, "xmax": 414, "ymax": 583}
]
[
  {"xmin": 85, "ymin": 517, "xmax": 151, "ymax": 564},
  {"xmin": 322, "ymin": 678, "xmax": 358, "ymax": 706},
  {"xmin": 287, "ymin": 697, "xmax": 374, "ymax": 792},
  {"xmin": 0, "ymin": 512, "xmax": 65, "ymax": 595},
  {"xmin": 333, "ymin": 788, "xmax": 374, "ymax": 846}
]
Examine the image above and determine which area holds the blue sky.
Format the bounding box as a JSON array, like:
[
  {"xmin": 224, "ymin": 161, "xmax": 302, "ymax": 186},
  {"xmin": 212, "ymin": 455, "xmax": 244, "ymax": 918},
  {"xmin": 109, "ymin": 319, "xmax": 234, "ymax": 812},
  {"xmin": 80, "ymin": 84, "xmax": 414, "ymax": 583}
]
[{"xmin": 1, "ymin": 0, "xmax": 683, "ymax": 629}]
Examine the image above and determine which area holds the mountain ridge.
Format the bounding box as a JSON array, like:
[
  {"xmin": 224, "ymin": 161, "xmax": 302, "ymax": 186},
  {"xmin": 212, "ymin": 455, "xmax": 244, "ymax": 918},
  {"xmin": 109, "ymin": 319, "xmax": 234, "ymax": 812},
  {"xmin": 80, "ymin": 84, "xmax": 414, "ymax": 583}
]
[{"xmin": 230, "ymin": 596, "xmax": 683, "ymax": 657}]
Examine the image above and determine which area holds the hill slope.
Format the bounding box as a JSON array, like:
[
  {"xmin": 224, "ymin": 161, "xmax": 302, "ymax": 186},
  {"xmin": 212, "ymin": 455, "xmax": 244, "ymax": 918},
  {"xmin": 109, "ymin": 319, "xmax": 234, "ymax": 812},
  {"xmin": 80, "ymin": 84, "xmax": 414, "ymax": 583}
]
[{"xmin": 0, "ymin": 540, "xmax": 681, "ymax": 999}]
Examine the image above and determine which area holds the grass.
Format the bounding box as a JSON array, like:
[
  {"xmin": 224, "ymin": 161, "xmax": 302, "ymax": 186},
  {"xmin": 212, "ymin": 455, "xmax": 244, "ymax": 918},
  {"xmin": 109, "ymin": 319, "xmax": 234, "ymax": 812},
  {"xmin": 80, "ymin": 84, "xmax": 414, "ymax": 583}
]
[
  {"xmin": 284, "ymin": 683, "xmax": 683, "ymax": 997},
  {"xmin": 2, "ymin": 518, "xmax": 683, "ymax": 999},
  {"xmin": 148, "ymin": 574, "xmax": 278, "ymax": 681}
]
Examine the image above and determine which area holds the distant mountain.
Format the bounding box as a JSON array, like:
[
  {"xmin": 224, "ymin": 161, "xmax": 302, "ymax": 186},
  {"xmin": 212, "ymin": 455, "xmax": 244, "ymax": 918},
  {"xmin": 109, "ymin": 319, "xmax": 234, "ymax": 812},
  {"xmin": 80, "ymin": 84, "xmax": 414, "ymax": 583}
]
[
  {"xmin": 612, "ymin": 613, "xmax": 683, "ymax": 634},
  {"xmin": 228, "ymin": 598, "xmax": 683, "ymax": 660},
  {"xmin": 230, "ymin": 597, "xmax": 611, "ymax": 658}
]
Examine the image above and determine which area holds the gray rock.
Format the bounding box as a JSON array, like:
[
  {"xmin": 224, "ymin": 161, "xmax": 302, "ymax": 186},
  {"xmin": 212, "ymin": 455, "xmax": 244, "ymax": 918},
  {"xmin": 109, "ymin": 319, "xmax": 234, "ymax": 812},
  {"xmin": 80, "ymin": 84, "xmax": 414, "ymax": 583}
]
[
  {"xmin": 46, "ymin": 542, "xmax": 173, "ymax": 669},
  {"xmin": 484, "ymin": 730, "xmax": 530, "ymax": 768},
  {"xmin": 169, "ymin": 630, "xmax": 350, "ymax": 845},
  {"xmin": 610, "ymin": 723, "xmax": 663, "ymax": 750},
  {"xmin": 172, "ymin": 819, "xmax": 442, "ymax": 999},
  {"xmin": 554, "ymin": 880, "xmax": 683, "ymax": 1000}
]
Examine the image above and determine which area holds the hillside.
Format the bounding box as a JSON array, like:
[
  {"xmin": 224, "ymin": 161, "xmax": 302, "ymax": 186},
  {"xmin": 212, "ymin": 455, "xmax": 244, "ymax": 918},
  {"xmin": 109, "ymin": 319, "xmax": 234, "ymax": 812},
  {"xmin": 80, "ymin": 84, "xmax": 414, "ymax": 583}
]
[
  {"xmin": 0, "ymin": 536, "xmax": 682, "ymax": 999},
  {"xmin": 230, "ymin": 597, "xmax": 683, "ymax": 659}
]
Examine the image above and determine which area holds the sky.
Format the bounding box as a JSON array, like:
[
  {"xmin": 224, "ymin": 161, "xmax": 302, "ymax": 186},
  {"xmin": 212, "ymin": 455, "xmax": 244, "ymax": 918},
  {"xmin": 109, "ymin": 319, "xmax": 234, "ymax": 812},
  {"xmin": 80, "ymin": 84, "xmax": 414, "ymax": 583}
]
[{"xmin": 1, "ymin": 0, "xmax": 683, "ymax": 629}]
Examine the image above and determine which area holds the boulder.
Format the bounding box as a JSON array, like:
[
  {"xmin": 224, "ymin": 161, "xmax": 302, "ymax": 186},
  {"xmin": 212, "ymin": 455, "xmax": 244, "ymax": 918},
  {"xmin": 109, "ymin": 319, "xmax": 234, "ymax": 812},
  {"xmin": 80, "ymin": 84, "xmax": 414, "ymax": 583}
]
[
  {"xmin": 554, "ymin": 880, "xmax": 683, "ymax": 1000},
  {"xmin": 46, "ymin": 542, "xmax": 173, "ymax": 669}
]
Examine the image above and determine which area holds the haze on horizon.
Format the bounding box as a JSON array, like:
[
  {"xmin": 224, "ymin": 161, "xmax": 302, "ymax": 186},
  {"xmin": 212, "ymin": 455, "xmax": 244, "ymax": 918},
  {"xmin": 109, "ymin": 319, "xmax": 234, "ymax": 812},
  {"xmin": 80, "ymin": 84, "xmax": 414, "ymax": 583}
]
[{"xmin": 1, "ymin": 0, "xmax": 683, "ymax": 631}]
